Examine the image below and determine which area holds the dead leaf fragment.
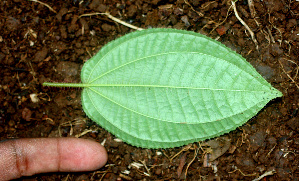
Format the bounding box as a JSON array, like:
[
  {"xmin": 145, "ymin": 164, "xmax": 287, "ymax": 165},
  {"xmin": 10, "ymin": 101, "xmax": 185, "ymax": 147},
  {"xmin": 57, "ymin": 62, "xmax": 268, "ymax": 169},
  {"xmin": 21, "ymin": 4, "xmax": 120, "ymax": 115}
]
[
  {"xmin": 30, "ymin": 93, "xmax": 39, "ymax": 103},
  {"xmin": 202, "ymin": 137, "xmax": 231, "ymax": 164}
]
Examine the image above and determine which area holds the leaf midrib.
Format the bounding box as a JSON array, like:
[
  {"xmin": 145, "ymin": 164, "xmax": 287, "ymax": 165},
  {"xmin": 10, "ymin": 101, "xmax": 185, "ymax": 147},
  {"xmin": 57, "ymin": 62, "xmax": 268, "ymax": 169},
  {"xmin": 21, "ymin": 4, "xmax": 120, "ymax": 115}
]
[{"xmin": 85, "ymin": 84, "xmax": 269, "ymax": 92}]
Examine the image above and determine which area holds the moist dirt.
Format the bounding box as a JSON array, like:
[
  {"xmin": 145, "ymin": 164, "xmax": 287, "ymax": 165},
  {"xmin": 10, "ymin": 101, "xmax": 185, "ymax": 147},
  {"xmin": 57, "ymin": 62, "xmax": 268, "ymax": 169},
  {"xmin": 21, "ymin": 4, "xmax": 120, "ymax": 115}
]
[{"xmin": 0, "ymin": 0, "xmax": 298, "ymax": 180}]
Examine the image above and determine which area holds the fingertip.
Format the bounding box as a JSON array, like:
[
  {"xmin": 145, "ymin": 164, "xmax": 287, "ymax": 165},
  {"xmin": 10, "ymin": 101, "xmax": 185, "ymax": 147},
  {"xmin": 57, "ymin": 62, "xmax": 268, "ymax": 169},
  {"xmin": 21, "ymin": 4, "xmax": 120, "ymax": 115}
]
[
  {"xmin": 58, "ymin": 138, "xmax": 108, "ymax": 172},
  {"xmin": 81, "ymin": 138, "xmax": 108, "ymax": 170}
]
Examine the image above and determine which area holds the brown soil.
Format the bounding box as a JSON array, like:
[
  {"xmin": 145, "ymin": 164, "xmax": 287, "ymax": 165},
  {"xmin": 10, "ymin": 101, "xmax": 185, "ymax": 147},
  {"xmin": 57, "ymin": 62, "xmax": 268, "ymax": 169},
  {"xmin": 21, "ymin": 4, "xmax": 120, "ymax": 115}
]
[{"xmin": 1, "ymin": 0, "xmax": 298, "ymax": 180}]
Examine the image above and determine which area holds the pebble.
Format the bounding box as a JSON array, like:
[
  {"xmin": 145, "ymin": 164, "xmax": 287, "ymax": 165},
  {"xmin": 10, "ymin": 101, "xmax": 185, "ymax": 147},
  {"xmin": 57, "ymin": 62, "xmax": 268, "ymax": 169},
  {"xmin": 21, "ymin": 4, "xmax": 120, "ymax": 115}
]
[
  {"xmin": 249, "ymin": 131, "xmax": 266, "ymax": 152},
  {"xmin": 89, "ymin": 0, "xmax": 100, "ymax": 10},
  {"xmin": 0, "ymin": 53, "xmax": 5, "ymax": 61},
  {"xmin": 235, "ymin": 155, "xmax": 255, "ymax": 172},
  {"xmin": 181, "ymin": 15, "xmax": 190, "ymax": 26},
  {"xmin": 267, "ymin": 137, "xmax": 277, "ymax": 145},
  {"xmin": 22, "ymin": 107, "xmax": 32, "ymax": 121},
  {"xmin": 33, "ymin": 47, "xmax": 48, "ymax": 62},
  {"xmin": 256, "ymin": 65, "xmax": 274, "ymax": 81},
  {"xmin": 56, "ymin": 61, "xmax": 80, "ymax": 78},
  {"xmin": 102, "ymin": 23, "xmax": 113, "ymax": 32},
  {"xmin": 56, "ymin": 7, "xmax": 68, "ymax": 22},
  {"xmin": 287, "ymin": 117, "xmax": 299, "ymax": 132},
  {"xmin": 270, "ymin": 43, "xmax": 284, "ymax": 56},
  {"xmin": 286, "ymin": 19, "xmax": 297, "ymax": 30},
  {"xmin": 6, "ymin": 16, "xmax": 20, "ymax": 31}
]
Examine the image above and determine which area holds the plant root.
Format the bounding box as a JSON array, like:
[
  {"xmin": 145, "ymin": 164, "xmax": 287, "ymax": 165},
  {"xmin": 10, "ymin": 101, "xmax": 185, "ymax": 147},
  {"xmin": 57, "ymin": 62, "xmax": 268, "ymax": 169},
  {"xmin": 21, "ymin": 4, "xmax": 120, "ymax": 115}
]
[
  {"xmin": 170, "ymin": 144, "xmax": 192, "ymax": 162},
  {"xmin": 184, "ymin": 145, "xmax": 199, "ymax": 178},
  {"xmin": 252, "ymin": 169, "xmax": 276, "ymax": 181},
  {"xmin": 209, "ymin": 4, "xmax": 233, "ymax": 34},
  {"xmin": 231, "ymin": 0, "xmax": 259, "ymax": 50},
  {"xmin": 228, "ymin": 168, "xmax": 257, "ymax": 177},
  {"xmin": 29, "ymin": 0, "xmax": 57, "ymax": 14},
  {"xmin": 79, "ymin": 12, "xmax": 143, "ymax": 31},
  {"xmin": 279, "ymin": 59, "xmax": 299, "ymax": 89},
  {"xmin": 247, "ymin": 0, "xmax": 256, "ymax": 18},
  {"xmin": 184, "ymin": 0, "xmax": 204, "ymax": 17}
]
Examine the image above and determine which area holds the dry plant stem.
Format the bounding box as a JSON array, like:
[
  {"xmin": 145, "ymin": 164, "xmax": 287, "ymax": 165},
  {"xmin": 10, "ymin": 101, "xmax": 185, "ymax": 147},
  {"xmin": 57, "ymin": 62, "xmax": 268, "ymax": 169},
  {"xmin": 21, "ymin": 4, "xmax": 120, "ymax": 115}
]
[
  {"xmin": 28, "ymin": 0, "xmax": 57, "ymax": 13},
  {"xmin": 252, "ymin": 169, "xmax": 276, "ymax": 181},
  {"xmin": 247, "ymin": 0, "xmax": 256, "ymax": 18},
  {"xmin": 140, "ymin": 160, "xmax": 151, "ymax": 176},
  {"xmin": 231, "ymin": 0, "xmax": 259, "ymax": 50},
  {"xmin": 278, "ymin": 60, "xmax": 299, "ymax": 89},
  {"xmin": 79, "ymin": 12, "xmax": 144, "ymax": 31}
]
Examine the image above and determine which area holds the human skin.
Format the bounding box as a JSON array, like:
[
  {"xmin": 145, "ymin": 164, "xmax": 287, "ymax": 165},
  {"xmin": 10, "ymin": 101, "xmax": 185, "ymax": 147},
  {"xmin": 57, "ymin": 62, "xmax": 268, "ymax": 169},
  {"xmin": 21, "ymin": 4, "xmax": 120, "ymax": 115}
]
[{"xmin": 0, "ymin": 138, "xmax": 108, "ymax": 181}]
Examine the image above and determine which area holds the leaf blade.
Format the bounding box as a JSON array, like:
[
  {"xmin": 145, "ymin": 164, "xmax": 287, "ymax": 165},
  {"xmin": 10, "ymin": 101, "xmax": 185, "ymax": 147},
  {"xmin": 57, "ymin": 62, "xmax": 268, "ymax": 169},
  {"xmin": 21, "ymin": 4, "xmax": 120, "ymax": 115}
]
[{"xmin": 81, "ymin": 28, "xmax": 282, "ymax": 148}]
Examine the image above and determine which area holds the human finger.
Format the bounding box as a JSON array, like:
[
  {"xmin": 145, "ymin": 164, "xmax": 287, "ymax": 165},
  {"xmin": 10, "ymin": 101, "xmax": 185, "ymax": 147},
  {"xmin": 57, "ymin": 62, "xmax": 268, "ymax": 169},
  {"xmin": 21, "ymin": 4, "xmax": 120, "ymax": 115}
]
[{"xmin": 0, "ymin": 137, "xmax": 108, "ymax": 180}]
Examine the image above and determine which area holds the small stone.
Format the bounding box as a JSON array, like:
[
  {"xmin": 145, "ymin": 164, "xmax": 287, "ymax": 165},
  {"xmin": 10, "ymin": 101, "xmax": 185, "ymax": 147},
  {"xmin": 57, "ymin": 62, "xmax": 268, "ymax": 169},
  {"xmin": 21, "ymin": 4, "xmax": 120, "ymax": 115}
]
[
  {"xmin": 89, "ymin": 0, "xmax": 100, "ymax": 10},
  {"xmin": 8, "ymin": 119, "xmax": 15, "ymax": 127},
  {"xmin": 97, "ymin": 4, "xmax": 107, "ymax": 12},
  {"xmin": 287, "ymin": 117, "xmax": 299, "ymax": 132},
  {"xmin": 0, "ymin": 53, "xmax": 5, "ymax": 61},
  {"xmin": 22, "ymin": 108, "xmax": 32, "ymax": 121},
  {"xmin": 33, "ymin": 47, "xmax": 48, "ymax": 62},
  {"xmin": 0, "ymin": 126, "xmax": 4, "ymax": 133},
  {"xmin": 267, "ymin": 137, "xmax": 277, "ymax": 145},
  {"xmin": 60, "ymin": 25, "xmax": 68, "ymax": 39},
  {"xmin": 101, "ymin": 23, "xmax": 113, "ymax": 32},
  {"xmin": 216, "ymin": 26, "xmax": 227, "ymax": 36},
  {"xmin": 56, "ymin": 61, "xmax": 80, "ymax": 78},
  {"xmin": 236, "ymin": 155, "xmax": 255, "ymax": 169},
  {"xmin": 6, "ymin": 16, "xmax": 20, "ymax": 31},
  {"xmin": 155, "ymin": 168, "xmax": 162, "ymax": 175},
  {"xmin": 256, "ymin": 65, "xmax": 274, "ymax": 81},
  {"xmin": 75, "ymin": 174, "xmax": 90, "ymax": 181},
  {"xmin": 286, "ymin": 19, "xmax": 296, "ymax": 30},
  {"xmin": 127, "ymin": 5, "xmax": 137, "ymax": 17},
  {"xmin": 270, "ymin": 43, "xmax": 284, "ymax": 56},
  {"xmin": 56, "ymin": 7, "xmax": 68, "ymax": 21},
  {"xmin": 181, "ymin": 15, "xmax": 190, "ymax": 26},
  {"xmin": 279, "ymin": 107, "xmax": 288, "ymax": 116},
  {"xmin": 249, "ymin": 131, "xmax": 266, "ymax": 152}
]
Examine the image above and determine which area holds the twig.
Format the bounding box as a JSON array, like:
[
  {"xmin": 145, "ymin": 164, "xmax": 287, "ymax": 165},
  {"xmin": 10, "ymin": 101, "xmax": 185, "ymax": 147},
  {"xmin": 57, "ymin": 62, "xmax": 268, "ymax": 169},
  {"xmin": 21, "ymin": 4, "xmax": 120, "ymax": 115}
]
[
  {"xmin": 252, "ymin": 169, "xmax": 276, "ymax": 181},
  {"xmin": 28, "ymin": 0, "xmax": 57, "ymax": 14},
  {"xmin": 79, "ymin": 12, "xmax": 143, "ymax": 31},
  {"xmin": 278, "ymin": 59, "xmax": 299, "ymax": 89},
  {"xmin": 231, "ymin": 0, "xmax": 259, "ymax": 50}
]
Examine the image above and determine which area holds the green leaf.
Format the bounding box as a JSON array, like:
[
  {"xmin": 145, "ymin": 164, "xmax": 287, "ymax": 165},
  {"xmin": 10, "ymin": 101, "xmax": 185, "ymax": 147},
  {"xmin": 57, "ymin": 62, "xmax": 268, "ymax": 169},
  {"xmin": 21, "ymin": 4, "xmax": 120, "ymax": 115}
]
[{"xmin": 44, "ymin": 28, "xmax": 282, "ymax": 148}]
